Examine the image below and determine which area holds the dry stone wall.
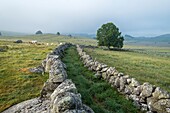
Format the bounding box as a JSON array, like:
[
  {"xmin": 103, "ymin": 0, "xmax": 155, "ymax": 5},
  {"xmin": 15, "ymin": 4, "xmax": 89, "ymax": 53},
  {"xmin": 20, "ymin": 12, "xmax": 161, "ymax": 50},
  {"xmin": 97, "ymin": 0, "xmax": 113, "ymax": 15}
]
[
  {"xmin": 3, "ymin": 43, "xmax": 94, "ymax": 113},
  {"xmin": 76, "ymin": 45, "xmax": 170, "ymax": 113}
]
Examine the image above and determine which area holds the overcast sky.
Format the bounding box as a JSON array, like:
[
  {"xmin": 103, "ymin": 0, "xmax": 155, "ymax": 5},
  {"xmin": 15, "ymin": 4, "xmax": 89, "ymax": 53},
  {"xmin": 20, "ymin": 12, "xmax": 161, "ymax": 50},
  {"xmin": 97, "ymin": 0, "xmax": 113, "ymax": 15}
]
[{"xmin": 0, "ymin": 0, "xmax": 170, "ymax": 36}]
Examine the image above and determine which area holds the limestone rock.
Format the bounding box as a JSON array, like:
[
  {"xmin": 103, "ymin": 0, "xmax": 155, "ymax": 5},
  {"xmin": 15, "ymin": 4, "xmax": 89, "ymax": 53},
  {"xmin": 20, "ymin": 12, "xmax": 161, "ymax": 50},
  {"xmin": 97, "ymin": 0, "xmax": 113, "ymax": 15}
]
[
  {"xmin": 147, "ymin": 98, "xmax": 170, "ymax": 113},
  {"xmin": 49, "ymin": 60, "xmax": 67, "ymax": 83},
  {"xmin": 29, "ymin": 66, "xmax": 44, "ymax": 74},
  {"xmin": 130, "ymin": 78, "xmax": 140, "ymax": 87},
  {"xmin": 140, "ymin": 82, "xmax": 153, "ymax": 98},
  {"xmin": 40, "ymin": 81, "xmax": 60, "ymax": 98},
  {"xmin": 51, "ymin": 79, "xmax": 77, "ymax": 104},
  {"xmin": 114, "ymin": 77, "xmax": 120, "ymax": 88},
  {"xmin": 51, "ymin": 92, "xmax": 82, "ymax": 113},
  {"xmin": 101, "ymin": 67, "xmax": 108, "ymax": 72},
  {"xmin": 119, "ymin": 76, "xmax": 127, "ymax": 91},
  {"xmin": 102, "ymin": 72, "xmax": 107, "ymax": 80},
  {"xmin": 152, "ymin": 87, "xmax": 170, "ymax": 99}
]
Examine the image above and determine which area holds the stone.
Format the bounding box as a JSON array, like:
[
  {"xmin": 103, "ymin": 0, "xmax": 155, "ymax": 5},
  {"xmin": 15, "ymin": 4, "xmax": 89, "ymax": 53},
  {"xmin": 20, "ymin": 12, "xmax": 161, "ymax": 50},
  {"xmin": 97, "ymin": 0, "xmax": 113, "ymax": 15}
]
[
  {"xmin": 106, "ymin": 67, "xmax": 116, "ymax": 76},
  {"xmin": 96, "ymin": 63, "xmax": 102, "ymax": 71},
  {"xmin": 118, "ymin": 73, "xmax": 124, "ymax": 77},
  {"xmin": 29, "ymin": 66, "xmax": 44, "ymax": 74},
  {"xmin": 94, "ymin": 72, "xmax": 102, "ymax": 79},
  {"xmin": 147, "ymin": 98, "xmax": 170, "ymax": 113},
  {"xmin": 140, "ymin": 82, "xmax": 153, "ymax": 98},
  {"xmin": 14, "ymin": 40, "xmax": 23, "ymax": 43},
  {"xmin": 40, "ymin": 81, "xmax": 60, "ymax": 98},
  {"xmin": 102, "ymin": 72, "xmax": 107, "ymax": 80},
  {"xmin": 101, "ymin": 67, "xmax": 108, "ymax": 72},
  {"xmin": 152, "ymin": 87, "xmax": 170, "ymax": 99},
  {"xmin": 127, "ymin": 78, "xmax": 132, "ymax": 84},
  {"xmin": 101, "ymin": 64, "xmax": 107, "ymax": 68},
  {"xmin": 51, "ymin": 92, "xmax": 82, "ymax": 113},
  {"xmin": 119, "ymin": 76, "xmax": 127, "ymax": 91},
  {"xmin": 124, "ymin": 85, "xmax": 132, "ymax": 95},
  {"xmin": 45, "ymin": 58, "xmax": 53, "ymax": 72},
  {"xmin": 49, "ymin": 60, "xmax": 67, "ymax": 83},
  {"xmin": 130, "ymin": 78, "xmax": 140, "ymax": 87},
  {"xmin": 50, "ymin": 79, "xmax": 77, "ymax": 105},
  {"xmin": 133, "ymin": 85, "xmax": 142, "ymax": 96},
  {"xmin": 113, "ymin": 71, "xmax": 119, "ymax": 76},
  {"xmin": 114, "ymin": 77, "xmax": 120, "ymax": 88},
  {"xmin": 108, "ymin": 76, "xmax": 116, "ymax": 84},
  {"xmin": 141, "ymin": 103, "xmax": 148, "ymax": 111},
  {"xmin": 166, "ymin": 108, "xmax": 170, "ymax": 113}
]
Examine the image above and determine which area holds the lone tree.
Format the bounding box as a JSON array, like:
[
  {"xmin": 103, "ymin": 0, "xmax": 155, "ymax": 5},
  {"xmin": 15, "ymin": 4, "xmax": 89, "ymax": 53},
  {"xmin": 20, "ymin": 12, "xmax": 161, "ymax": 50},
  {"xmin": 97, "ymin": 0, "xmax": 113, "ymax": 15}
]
[
  {"xmin": 35, "ymin": 30, "xmax": 43, "ymax": 35},
  {"xmin": 57, "ymin": 32, "xmax": 60, "ymax": 35},
  {"xmin": 0, "ymin": 32, "xmax": 1, "ymax": 36},
  {"xmin": 97, "ymin": 22, "xmax": 124, "ymax": 49}
]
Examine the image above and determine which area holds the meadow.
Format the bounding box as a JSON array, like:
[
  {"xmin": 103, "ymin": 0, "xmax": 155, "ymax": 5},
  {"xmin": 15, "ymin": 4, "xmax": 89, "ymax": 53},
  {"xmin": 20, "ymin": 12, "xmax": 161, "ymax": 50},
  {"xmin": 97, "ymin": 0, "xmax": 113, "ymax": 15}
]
[
  {"xmin": 0, "ymin": 34, "xmax": 97, "ymax": 46},
  {"xmin": 0, "ymin": 40, "xmax": 56, "ymax": 112},
  {"xmin": 0, "ymin": 34, "xmax": 169, "ymax": 112},
  {"xmin": 84, "ymin": 45, "xmax": 170, "ymax": 93}
]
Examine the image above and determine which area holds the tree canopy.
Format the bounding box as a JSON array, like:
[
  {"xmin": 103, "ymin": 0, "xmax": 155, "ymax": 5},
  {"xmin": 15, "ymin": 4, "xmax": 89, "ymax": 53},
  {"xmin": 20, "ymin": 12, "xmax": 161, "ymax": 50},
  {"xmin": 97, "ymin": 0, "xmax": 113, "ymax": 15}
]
[
  {"xmin": 96, "ymin": 22, "xmax": 124, "ymax": 49},
  {"xmin": 57, "ymin": 32, "xmax": 60, "ymax": 35},
  {"xmin": 35, "ymin": 30, "xmax": 43, "ymax": 35}
]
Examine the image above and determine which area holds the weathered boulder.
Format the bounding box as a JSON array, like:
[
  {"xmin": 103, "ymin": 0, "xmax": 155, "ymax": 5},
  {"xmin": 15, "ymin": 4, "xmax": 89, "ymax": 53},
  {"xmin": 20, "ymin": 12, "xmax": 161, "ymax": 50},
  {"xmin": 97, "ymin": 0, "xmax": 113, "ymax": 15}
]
[
  {"xmin": 108, "ymin": 76, "xmax": 116, "ymax": 84},
  {"xmin": 147, "ymin": 98, "xmax": 170, "ymax": 113},
  {"xmin": 101, "ymin": 67, "xmax": 108, "ymax": 73},
  {"xmin": 124, "ymin": 85, "xmax": 133, "ymax": 95},
  {"xmin": 29, "ymin": 66, "xmax": 44, "ymax": 74},
  {"xmin": 140, "ymin": 82, "xmax": 154, "ymax": 98},
  {"xmin": 96, "ymin": 63, "xmax": 103, "ymax": 71},
  {"xmin": 106, "ymin": 67, "xmax": 116, "ymax": 76},
  {"xmin": 130, "ymin": 78, "xmax": 140, "ymax": 87},
  {"xmin": 114, "ymin": 77, "xmax": 120, "ymax": 88},
  {"xmin": 45, "ymin": 55, "xmax": 60, "ymax": 72},
  {"xmin": 14, "ymin": 40, "xmax": 23, "ymax": 43},
  {"xmin": 101, "ymin": 72, "xmax": 107, "ymax": 80},
  {"xmin": 40, "ymin": 81, "xmax": 60, "ymax": 98},
  {"xmin": 152, "ymin": 87, "xmax": 170, "ymax": 99},
  {"xmin": 50, "ymin": 79, "xmax": 77, "ymax": 104},
  {"xmin": 133, "ymin": 85, "xmax": 142, "ymax": 96},
  {"xmin": 119, "ymin": 76, "xmax": 127, "ymax": 91},
  {"xmin": 51, "ymin": 92, "xmax": 82, "ymax": 113},
  {"xmin": 49, "ymin": 60, "xmax": 67, "ymax": 83}
]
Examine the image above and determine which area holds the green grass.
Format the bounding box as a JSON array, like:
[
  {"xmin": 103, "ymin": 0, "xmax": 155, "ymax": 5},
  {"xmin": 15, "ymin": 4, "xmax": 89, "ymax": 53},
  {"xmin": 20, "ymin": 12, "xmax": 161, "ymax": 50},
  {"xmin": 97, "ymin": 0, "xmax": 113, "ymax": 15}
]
[
  {"xmin": 62, "ymin": 47, "xmax": 141, "ymax": 113},
  {"xmin": 0, "ymin": 40, "xmax": 56, "ymax": 112},
  {"xmin": 0, "ymin": 34, "xmax": 97, "ymax": 46},
  {"xmin": 84, "ymin": 46, "xmax": 170, "ymax": 93}
]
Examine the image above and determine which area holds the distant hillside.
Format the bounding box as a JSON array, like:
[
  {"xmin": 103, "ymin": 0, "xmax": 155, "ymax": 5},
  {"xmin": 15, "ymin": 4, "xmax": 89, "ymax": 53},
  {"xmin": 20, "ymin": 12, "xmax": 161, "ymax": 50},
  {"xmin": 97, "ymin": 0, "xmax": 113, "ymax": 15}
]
[
  {"xmin": 151, "ymin": 34, "xmax": 170, "ymax": 42},
  {"xmin": 0, "ymin": 30, "xmax": 30, "ymax": 36},
  {"xmin": 124, "ymin": 34, "xmax": 170, "ymax": 47},
  {"xmin": 65, "ymin": 33, "xmax": 95, "ymax": 38}
]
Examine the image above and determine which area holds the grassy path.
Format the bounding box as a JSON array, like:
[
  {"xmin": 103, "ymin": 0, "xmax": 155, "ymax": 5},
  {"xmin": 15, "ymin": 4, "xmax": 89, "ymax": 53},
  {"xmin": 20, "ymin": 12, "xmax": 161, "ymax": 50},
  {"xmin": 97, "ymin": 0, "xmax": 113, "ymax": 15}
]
[{"xmin": 62, "ymin": 47, "xmax": 141, "ymax": 113}]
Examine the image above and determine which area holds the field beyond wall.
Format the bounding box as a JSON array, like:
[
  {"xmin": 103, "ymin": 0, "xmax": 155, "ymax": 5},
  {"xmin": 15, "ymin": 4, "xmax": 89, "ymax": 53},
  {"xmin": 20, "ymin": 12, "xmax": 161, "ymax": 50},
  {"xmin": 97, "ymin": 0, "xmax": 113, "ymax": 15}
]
[{"xmin": 84, "ymin": 46, "xmax": 170, "ymax": 93}]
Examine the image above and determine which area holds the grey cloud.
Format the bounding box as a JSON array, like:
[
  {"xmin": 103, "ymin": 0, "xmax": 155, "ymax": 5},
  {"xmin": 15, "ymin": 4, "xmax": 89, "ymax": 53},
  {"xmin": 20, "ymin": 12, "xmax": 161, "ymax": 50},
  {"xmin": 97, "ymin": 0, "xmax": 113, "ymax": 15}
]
[{"xmin": 0, "ymin": 0, "xmax": 170, "ymax": 36}]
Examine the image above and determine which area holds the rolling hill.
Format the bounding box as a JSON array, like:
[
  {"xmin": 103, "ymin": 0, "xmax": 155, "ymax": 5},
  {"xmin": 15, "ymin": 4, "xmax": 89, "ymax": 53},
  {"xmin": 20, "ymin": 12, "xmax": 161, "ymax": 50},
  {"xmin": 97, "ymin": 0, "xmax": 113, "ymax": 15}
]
[
  {"xmin": 124, "ymin": 34, "xmax": 170, "ymax": 47},
  {"xmin": 0, "ymin": 30, "xmax": 30, "ymax": 36}
]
